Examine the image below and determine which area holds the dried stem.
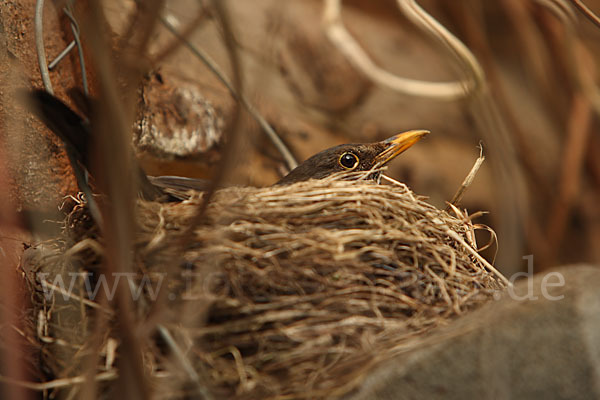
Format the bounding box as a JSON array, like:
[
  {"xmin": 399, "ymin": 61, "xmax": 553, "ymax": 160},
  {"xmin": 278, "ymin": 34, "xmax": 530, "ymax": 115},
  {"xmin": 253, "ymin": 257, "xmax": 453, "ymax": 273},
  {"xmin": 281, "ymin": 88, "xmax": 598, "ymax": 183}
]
[
  {"xmin": 322, "ymin": 0, "xmax": 473, "ymax": 100},
  {"xmin": 446, "ymin": 144, "xmax": 485, "ymax": 211}
]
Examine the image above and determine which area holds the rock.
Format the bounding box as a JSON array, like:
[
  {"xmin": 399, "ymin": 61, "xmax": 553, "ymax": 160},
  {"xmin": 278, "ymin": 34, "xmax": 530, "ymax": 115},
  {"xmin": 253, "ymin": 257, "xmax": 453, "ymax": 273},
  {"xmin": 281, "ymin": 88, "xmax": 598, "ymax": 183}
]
[
  {"xmin": 135, "ymin": 71, "xmax": 226, "ymax": 159},
  {"xmin": 348, "ymin": 265, "xmax": 600, "ymax": 400}
]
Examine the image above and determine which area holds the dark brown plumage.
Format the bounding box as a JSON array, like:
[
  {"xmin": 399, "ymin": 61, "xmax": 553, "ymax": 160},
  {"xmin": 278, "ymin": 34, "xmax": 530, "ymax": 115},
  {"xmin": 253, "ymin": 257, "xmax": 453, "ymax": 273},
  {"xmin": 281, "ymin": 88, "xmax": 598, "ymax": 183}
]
[
  {"xmin": 24, "ymin": 90, "xmax": 427, "ymax": 199},
  {"xmin": 275, "ymin": 130, "xmax": 428, "ymax": 185}
]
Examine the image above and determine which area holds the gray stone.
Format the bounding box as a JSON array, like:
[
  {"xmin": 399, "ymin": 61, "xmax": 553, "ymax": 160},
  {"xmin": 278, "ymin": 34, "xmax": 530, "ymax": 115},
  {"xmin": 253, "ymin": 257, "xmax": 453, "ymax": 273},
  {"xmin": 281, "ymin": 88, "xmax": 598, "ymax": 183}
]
[{"xmin": 348, "ymin": 265, "xmax": 600, "ymax": 400}]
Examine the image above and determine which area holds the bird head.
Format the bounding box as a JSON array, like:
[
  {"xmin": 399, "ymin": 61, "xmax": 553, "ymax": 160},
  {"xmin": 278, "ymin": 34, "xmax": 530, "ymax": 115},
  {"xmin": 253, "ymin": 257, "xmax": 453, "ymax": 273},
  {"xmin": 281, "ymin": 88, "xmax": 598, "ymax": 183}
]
[{"xmin": 276, "ymin": 130, "xmax": 429, "ymax": 185}]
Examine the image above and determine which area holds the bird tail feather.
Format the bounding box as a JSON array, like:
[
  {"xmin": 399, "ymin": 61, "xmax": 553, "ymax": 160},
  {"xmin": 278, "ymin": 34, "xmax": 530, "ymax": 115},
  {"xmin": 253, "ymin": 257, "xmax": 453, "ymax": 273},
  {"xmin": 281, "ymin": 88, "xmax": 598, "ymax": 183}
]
[{"xmin": 23, "ymin": 89, "xmax": 91, "ymax": 168}]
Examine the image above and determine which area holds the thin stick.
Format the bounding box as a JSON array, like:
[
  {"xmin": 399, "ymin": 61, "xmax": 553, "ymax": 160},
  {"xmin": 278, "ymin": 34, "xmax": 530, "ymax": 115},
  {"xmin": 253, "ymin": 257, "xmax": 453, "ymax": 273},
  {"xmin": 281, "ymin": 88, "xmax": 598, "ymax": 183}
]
[
  {"xmin": 446, "ymin": 144, "xmax": 485, "ymax": 211},
  {"xmin": 48, "ymin": 40, "xmax": 76, "ymax": 70},
  {"xmin": 38, "ymin": 279, "xmax": 114, "ymax": 315},
  {"xmin": 322, "ymin": 0, "xmax": 471, "ymax": 100},
  {"xmin": 379, "ymin": 174, "xmax": 405, "ymax": 187},
  {"xmin": 156, "ymin": 325, "xmax": 212, "ymax": 399},
  {"xmin": 122, "ymin": 278, "xmax": 211, "ymax": 399},
  {"xmin": 159, "ymin": 16, "xmax": 298, "ymax": 170},
  {"xmin": 0, "ymin": 371, "xmax": 117, "ymax": 391},
  {"xmin": 570, "ymin": 0, "xmax": 600, "ymax": 28},
  {"xmin": 83, "ymin": 3, "xmax": 152, "ymax": 397},
  {"xmin": 445, "ymin": 229, "xmax": 511, "ymax": 287},
  {"xmin": 152, "ymin": 10, "xmax": 208, "ymax": 63},
  {"xmin": 63, "ymin": 4, "xmax": 89, "ymax": 95},
  {"xmin": 35, "ymin": 0, "xmax": 53, "ymax": 94}
]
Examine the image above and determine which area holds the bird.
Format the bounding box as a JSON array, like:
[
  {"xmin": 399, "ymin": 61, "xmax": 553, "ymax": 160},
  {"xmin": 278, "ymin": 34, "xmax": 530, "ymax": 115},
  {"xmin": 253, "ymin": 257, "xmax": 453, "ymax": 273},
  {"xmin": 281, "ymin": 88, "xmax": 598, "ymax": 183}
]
[
  {"xmin": 24, "ymin": 90, "xmax": 428, "ymax": 200},
  {"xmin": 275, "ymin": 130, "xmax": 427, "ymax": 185}
]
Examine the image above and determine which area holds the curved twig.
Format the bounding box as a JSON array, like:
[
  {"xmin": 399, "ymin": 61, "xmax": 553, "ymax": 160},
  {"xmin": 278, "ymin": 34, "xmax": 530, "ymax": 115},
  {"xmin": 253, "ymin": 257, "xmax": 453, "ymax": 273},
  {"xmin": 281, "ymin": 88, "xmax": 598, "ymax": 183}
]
[
  {"xmin": 34, "ymin": 0, "xmax": 54, "ymax": 94},
  {"xmin": 535, "ymin": 0, "xmax": 579, "ymax": 24},
  {"xmin": 322, "ymin": 0, "xmax": 474, "ymax": 100},
  {"xmin": 396, "ymin": 0, "xmax": 485, "ymax": 93}
]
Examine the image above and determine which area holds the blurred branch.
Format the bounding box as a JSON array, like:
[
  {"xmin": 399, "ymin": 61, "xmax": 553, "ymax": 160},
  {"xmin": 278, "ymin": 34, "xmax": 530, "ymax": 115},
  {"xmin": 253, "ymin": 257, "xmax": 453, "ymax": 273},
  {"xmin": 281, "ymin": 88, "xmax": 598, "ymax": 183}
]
[
  {"xmin": 546, "ymin": 93, "xmax": 592, "ymax": 251},
  {"xmin": 322, "ymin": 0, "xmax": 473, "ymax": 100},
  {"xmin": 500, "ymin": 0, "xmax": 555, "ymax": 100},
  {"xmin": 535, "ymin": 0, "xmax": 579, "ymax": 23},
  {"xmin": 569, "ymin": 0, "xmax": 600, "ymax": 28},
  {"xmin": 450, "ymin": 1, "xmax": 550, "ymax": 195},
  {"xmin": 176, "ymin": 0, "xmax": 243, "ymax": 240},
  {"xmin": 535, "ymin": 1, "xmax": 600, "ymax": 117},
  {"xmin": 159, "ymin": 15, "xmax": 298, "ymax": 170},
  {"xmin": 82, "ymin": 1, "xmax": 163, "ymax": 397},
  {"xmin": 169, "ymin": 3, "xmax": 246, "ymax": 392},
  {"xmin": 152, "ymin": 9, "xmax": 208, "ymax": 63},
  {"xmin": 134, "ymin": 0, "xmax": 166, "ymax": 59},
  {"xmin": 118, "ymin": 0, "xmax": 166, "ymax": 63},
  {"xmin": 396, "ymin": 0, "xmax": 485, "ymax": 92}
]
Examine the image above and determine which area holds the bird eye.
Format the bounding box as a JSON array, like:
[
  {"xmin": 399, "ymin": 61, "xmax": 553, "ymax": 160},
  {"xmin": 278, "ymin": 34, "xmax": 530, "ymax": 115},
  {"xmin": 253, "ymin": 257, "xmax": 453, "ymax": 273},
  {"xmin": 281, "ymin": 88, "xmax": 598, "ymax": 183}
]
[{"xmin": 339, "ymin": 152, "xmax": 359, "ymax": 170}]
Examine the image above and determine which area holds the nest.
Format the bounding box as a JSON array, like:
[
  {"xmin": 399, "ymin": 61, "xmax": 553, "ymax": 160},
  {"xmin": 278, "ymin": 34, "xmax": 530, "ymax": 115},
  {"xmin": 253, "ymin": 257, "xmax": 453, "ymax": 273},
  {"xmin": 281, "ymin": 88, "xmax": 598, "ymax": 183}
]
[{"xmin": 21, "ymin": 172, "xmax": 506, "ymax": 399}]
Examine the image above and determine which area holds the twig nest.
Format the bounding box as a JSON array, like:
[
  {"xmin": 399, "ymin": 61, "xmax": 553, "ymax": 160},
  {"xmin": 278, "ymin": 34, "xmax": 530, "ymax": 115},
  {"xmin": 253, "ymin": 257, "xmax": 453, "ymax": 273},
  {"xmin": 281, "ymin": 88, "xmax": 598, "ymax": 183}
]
[{"xmin": 24, "ymin": 173, "xmax": 505, "ymax": 399}]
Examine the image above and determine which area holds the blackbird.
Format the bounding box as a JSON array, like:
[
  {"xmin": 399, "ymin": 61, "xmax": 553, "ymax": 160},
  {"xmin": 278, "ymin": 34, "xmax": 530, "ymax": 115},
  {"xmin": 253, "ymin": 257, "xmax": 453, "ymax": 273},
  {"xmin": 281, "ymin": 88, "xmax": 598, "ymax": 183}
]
[
  {"xmin": 275, "ymin": 130, "xmax": 427, "ymax": 185},
  {"xmin": 25, "ymin": 90, "xmax": 427, "ymax": 199}
]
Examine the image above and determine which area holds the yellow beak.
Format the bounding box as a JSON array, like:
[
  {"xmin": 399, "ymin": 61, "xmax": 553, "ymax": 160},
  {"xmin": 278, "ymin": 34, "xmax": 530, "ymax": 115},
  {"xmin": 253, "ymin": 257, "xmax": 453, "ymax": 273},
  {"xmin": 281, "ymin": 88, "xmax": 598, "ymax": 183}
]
[{"xmin": 374, "ymin": 130, "xmax": 429, "ymax": 166}]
